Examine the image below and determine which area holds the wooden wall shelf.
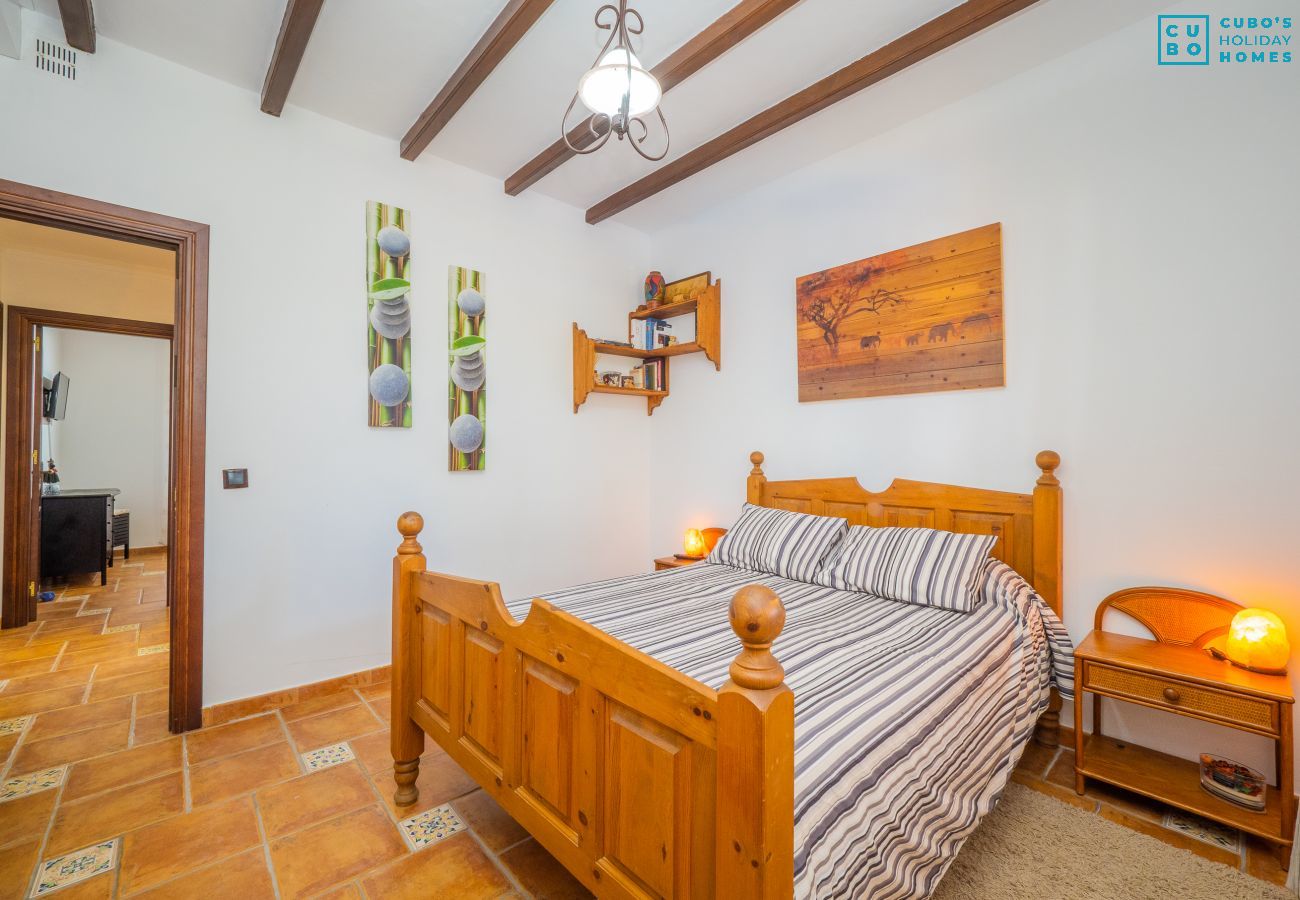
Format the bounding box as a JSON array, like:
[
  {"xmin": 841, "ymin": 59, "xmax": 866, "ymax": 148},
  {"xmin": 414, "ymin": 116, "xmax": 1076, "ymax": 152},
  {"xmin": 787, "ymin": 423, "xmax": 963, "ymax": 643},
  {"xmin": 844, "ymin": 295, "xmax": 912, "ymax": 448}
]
[{"xmin": 572, "ymin": 278, "xmax": 721, "ymax": 416}]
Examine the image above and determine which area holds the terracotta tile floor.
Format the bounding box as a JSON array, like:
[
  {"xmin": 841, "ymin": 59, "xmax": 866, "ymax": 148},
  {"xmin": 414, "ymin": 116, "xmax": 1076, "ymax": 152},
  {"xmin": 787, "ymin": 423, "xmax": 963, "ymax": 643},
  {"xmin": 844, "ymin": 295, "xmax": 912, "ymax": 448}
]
[
  {"xmin": 0, "ymin": 550, "xmax": 590, "ymax": 899},
  {"xmin": 1011, "ymin": 735, "xmax": 1288, "ymax": 889},
  {"xmin": 3, "ymin": 557, "xmax": 1283, "ymax": 896}
]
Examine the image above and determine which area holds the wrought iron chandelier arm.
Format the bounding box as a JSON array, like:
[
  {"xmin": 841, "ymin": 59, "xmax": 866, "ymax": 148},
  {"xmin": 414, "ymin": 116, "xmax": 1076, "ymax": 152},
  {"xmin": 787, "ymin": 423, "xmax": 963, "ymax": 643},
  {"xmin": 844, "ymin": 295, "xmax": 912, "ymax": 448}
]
[
  {"xmin": 561, "ymin": 95, "xmax": 613, "ymax": 155},
  {"xmin": 628, "ymin": 107, "xmax": 669, "ymax": 162}
]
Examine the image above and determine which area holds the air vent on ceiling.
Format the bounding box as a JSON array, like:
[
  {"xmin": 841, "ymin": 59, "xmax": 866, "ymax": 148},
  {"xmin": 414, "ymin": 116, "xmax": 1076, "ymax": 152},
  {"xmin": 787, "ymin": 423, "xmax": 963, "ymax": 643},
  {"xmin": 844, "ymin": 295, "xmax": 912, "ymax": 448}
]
[{"xmin": 35, "ymin": 38, "xmax": 76, "ymax": 80}]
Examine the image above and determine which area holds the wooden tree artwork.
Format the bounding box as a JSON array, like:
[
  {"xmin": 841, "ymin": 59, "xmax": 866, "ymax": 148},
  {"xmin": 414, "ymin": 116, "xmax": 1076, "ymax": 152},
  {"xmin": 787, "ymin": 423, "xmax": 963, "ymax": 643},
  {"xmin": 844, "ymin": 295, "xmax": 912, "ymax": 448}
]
[
  {"xmin": 796, "ymin": 223, "xmax": 1004, "ymax": 401},
  {"xmin": 366, "ymin": 202, "xmax": 413, "ymax": 427},
  {"xmin": 448, "ymin": 266, "xmax": 486, "ymax": 470}
]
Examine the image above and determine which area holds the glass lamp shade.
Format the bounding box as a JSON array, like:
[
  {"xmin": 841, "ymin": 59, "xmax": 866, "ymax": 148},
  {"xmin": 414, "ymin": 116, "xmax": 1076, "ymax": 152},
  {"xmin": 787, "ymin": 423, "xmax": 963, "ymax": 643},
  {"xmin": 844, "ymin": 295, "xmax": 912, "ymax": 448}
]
[
  {"xmin": 578, "ymin": 48, "xmax": 661, "ymax": 117},
  {"xmin": 682, "ymin": 528, "xmax": 707, "ymax": 559},
  {"xmin": 1226, "ymin": 608, "xmax": 1289, "ymax": 674}
]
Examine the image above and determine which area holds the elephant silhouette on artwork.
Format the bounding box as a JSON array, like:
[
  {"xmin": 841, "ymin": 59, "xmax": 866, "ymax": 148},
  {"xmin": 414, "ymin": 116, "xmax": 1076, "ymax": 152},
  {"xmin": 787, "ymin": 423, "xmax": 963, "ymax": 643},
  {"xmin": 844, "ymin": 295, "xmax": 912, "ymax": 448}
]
[
  {"xmin": 905, "ymin": 333, "xmax": 920, "ymax": 347},
  {"xmin": 928, "ymin": 322, "xmax": 956, "ymax": 343},
  {"xmin": 859, "ymin": 333, "xmax": 881, "ymax": 350}
]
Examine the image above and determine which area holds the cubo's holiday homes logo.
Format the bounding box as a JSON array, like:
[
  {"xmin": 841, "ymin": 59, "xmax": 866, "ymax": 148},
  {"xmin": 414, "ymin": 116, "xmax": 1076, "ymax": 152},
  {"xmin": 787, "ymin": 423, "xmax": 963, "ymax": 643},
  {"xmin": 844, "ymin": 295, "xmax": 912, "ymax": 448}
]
[
  {"xmin": 1158, "ymin": 14, "xmax": 1294, "ymax": 66},
  {"xmin": 1159, "ymin": 15, "xmax": 1210, "ymax": 64}
]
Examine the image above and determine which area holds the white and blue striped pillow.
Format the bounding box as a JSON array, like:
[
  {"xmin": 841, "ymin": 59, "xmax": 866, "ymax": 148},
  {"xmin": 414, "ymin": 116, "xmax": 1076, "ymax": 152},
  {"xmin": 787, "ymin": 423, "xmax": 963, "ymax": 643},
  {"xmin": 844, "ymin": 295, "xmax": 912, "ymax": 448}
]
[
  {"xmin": 707, "ymin": 504, "xmax": 847, "ymax": 583},
  {"xmin": 813, "ymin": 525, "xmax": 997, "ymax": 612}
]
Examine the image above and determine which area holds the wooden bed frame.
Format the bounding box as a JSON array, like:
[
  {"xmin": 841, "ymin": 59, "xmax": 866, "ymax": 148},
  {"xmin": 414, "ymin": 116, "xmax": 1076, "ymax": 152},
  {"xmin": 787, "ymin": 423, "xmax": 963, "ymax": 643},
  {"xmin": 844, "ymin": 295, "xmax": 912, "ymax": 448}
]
[{"xmin": 390, "ymin": 450, "xmax": 1064, "ymax": 899}]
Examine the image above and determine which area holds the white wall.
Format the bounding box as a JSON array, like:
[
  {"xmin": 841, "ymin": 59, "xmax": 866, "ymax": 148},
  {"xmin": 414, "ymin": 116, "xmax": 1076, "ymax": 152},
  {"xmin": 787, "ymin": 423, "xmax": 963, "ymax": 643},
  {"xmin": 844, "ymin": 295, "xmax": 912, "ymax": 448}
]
[
  {"xmin": 646, "ymin": 7, "xmax": 1300, "ymax": 779},
  {"xmin": 42, "ymin": 328, "xmax": 171, "ymax": 549},
  {"xmin": 0, "ymin": 19, "xmax": 653, "ymax": 705}
]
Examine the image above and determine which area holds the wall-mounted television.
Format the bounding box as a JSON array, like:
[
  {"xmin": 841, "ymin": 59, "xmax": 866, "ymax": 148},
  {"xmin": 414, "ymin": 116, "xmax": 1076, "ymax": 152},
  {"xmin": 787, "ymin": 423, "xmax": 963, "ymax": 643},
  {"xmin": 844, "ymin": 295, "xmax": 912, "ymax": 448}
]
[{"xmin": 43, "ymin": 372, "xmax": 70, "ymax": 420}]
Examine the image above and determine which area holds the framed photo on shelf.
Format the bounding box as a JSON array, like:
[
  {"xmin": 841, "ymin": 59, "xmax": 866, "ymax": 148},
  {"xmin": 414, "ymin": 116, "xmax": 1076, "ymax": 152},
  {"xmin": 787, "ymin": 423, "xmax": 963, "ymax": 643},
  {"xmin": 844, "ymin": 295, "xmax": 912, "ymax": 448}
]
[{"xmin": 663, "ymin": 271, "xmax": 711, "ymax": 306}]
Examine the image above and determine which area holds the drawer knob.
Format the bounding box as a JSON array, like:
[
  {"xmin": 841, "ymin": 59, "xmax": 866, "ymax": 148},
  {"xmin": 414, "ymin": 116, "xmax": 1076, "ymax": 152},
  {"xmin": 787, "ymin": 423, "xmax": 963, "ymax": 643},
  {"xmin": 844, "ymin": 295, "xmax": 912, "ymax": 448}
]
[{"xmin": 1162, "ymin": 687, "xmax": 1181, "ymax": 704}]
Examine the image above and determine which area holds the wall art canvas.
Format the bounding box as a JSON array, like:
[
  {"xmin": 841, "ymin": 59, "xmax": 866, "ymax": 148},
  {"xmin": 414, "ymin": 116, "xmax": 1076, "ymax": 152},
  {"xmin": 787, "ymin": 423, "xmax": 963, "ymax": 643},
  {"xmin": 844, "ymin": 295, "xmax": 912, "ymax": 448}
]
[
  {"xmin": 795, "ymin": 223, "xmax": 1004, "ymax": 402},
  {"xmin": 448, "ymin": 266, "xmax": 486, "ymax": 471},
  {"xmin": 366, "ymin": 201, "xmax": 412, "ymax": 427}
]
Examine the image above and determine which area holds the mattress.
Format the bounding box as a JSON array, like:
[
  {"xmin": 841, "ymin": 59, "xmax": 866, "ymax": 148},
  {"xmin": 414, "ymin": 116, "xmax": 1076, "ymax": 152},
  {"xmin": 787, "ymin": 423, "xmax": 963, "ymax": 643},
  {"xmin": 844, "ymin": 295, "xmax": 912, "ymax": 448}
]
[{"xmin": 508, "ymin": 559, "xmax": 1074, "ymax": 899}]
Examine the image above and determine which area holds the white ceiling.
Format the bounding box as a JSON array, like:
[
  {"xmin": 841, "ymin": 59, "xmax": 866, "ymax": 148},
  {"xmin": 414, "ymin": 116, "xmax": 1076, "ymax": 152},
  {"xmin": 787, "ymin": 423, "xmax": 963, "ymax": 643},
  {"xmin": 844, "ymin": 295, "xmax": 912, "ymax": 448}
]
[
  {"xmin": 30, "ymin": 0, "xmax": 1171, "ymax": 229},
  {"xmin": 0, "ymin": 217, "xmax": 174, "ymax": 273}
]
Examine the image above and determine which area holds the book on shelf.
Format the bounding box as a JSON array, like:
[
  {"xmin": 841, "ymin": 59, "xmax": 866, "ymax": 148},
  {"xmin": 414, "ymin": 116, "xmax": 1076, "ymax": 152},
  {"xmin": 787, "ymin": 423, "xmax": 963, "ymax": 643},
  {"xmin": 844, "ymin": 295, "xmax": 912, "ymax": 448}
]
[
  {"xmin": 647, "ymin": 358, "xmax": 665, "ymax": 390},
  {"xmin": 1199, "ymin": 754, "xmax": 1266, "ymax": 810},
  {"xmin": 630, "ymin": 318, "xmax": 677, "ymax": 350}
]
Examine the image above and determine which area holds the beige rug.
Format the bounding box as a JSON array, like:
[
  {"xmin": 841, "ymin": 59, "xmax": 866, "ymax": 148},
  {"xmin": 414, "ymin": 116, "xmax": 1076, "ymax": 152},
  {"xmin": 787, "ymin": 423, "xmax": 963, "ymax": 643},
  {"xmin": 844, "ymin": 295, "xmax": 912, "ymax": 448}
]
[{"xmin": 931, "ymin": 783, "xmax": 1290, "ymax": 900}]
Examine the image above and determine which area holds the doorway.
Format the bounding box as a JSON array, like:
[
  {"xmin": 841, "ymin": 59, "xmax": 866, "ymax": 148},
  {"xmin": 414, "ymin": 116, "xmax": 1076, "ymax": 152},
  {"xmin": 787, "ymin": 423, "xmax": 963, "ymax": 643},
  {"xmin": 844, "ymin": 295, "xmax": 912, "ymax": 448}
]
[{"xmin": 0, "ymin": 180, "xmax": 208, "ymax": 732}]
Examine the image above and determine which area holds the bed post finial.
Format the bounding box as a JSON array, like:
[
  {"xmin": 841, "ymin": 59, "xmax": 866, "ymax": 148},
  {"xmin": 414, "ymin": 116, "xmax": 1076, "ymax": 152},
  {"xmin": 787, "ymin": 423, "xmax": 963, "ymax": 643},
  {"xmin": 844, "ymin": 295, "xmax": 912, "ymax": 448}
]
[
  {"xmin": 1036, "ymin": 450, "xmax": 1061, "ymax": 486},
  {"xmin": 397, "ymin": 511, "xmax": 424, "ymax": 554},
  {"xmin": 747, "ymin": 451, "xmax": 767, "ymax": 504},
  {"xmin": 392, "ymin": 512, "xmax": 427, "ymax": 807},
  {"xmin": 728, "ymin": 585, "xmax": 787, "ymax": 690},
  {"xmin": 717, "ymin": 584, "xmax": 794, "ymax": 895}
]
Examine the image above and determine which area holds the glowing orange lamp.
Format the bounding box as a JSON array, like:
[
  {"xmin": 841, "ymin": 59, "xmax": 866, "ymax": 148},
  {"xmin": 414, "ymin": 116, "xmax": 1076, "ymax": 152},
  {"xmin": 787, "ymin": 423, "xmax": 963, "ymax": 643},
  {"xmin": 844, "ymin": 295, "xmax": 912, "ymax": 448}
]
[
  {"xmin": 681, "ymin": 528, "xmax": 707, "ymax": 559},
  {"xmin": 1225, "ymin": 609, "xmax": 1289, "ymax": 675}
]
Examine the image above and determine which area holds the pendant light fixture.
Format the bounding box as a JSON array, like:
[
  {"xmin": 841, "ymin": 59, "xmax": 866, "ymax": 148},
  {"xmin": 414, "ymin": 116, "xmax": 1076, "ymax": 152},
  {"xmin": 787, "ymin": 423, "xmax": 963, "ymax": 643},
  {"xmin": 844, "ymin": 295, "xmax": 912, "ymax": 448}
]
[{"xmin": 562, "ymin": 1, "xmax": 669, "ymax": 161}]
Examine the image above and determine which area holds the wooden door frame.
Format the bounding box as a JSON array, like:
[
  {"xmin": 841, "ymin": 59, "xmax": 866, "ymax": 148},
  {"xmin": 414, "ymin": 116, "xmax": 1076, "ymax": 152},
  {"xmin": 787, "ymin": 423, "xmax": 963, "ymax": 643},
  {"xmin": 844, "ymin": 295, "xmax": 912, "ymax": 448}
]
[
  {"xmin": 4, "ymin": 308, "xmax": 174, "ymax": 620},
  {"xmin": 0, "ymin": 179, "xmax": 208, "ymax": 732}
]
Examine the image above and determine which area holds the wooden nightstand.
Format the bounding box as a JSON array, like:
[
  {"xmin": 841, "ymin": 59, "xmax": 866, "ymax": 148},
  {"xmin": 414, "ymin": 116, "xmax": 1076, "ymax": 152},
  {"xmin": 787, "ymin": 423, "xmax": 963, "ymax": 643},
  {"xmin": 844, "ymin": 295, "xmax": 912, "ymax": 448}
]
[
  {"xmin": 654, "ymin": 556, "xmax": 703, "ymax": 571},
  {"xmin": 1074, "ymin": 588, "xmax": 1296, "ymax": 865}
]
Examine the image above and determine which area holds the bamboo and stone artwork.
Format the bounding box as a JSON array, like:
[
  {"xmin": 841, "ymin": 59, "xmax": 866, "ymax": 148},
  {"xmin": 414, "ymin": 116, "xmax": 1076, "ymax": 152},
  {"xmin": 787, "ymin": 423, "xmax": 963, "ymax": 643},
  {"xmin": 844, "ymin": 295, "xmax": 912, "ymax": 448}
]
[
  {"xmin": 448, "ymin": 266, "xmax": 486, "ymax": 471},
  {"xmin": 795, "ymin": 223, "xmax": 1004, "ymax": 402},
  {"xmin": 366, "ymin": 202, "xmax": 412, "ymax": 427}
]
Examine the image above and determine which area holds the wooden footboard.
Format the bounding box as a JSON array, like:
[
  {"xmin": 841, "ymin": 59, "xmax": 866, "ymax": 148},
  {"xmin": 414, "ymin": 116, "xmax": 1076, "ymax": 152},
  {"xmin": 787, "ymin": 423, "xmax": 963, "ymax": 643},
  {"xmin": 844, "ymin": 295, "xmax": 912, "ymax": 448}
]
[{"xmin": 390, "ymin": 513, "xmax": 795, "ymax": 899}]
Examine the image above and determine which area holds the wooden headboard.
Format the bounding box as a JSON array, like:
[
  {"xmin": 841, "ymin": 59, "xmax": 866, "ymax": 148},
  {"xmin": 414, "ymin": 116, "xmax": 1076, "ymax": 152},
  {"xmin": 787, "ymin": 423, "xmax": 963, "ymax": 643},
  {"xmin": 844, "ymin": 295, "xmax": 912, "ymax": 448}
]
[{"xmin": 746, "ymin": 450, "xmax": 1064, "ymax": 617}]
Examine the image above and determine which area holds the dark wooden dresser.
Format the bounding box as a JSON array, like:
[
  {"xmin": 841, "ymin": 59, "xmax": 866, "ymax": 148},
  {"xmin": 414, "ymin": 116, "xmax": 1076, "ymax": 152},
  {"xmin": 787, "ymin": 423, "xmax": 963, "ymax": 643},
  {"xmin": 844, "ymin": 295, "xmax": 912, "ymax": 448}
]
[{"xmin": 41, "ymin": 488, "xmax": 120, "ymax": 586}]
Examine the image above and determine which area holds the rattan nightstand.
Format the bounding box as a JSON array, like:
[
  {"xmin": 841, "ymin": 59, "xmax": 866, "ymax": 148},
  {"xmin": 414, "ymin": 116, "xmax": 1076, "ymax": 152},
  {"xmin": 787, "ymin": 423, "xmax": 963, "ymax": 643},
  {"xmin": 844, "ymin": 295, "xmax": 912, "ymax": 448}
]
[{"xmin": 1074, "ymin": 587, "xmax": 1295, "ymax": 867}]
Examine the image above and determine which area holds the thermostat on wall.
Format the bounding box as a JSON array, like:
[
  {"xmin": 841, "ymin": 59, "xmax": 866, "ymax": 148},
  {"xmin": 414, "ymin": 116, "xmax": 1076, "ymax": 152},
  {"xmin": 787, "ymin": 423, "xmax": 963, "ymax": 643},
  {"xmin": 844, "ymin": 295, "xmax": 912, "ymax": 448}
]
[{"xmin": 222, "ymin": 468, "xmax": 249, "ymax": 489}]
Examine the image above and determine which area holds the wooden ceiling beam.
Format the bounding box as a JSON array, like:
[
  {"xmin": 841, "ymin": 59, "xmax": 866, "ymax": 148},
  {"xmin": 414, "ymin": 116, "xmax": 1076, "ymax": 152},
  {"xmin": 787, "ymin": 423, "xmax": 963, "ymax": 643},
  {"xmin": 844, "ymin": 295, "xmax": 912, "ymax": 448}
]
[
  {"xmin": 401, "ymin": 0, "xmax": 556, "ymax": 161},
  {"xmin": 261, "ymin": 0, "xmax": 326, "ymax": 117},
  {"xmin": 55, "ymin": 0, "xmax": 94, "ymax": 53},
  {"xmin": 586, "ymin": 0, "xmax": 1039, "ymax": 224},
  {"xmin": 505, "ymin": 0, "xmax": 802, "ymax": 196}
]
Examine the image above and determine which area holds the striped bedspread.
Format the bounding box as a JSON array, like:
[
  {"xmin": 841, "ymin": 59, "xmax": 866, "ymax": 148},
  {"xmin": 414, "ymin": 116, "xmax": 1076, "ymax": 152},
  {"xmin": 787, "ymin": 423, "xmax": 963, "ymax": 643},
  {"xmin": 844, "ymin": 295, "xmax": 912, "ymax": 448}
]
[{"xmin": 509, "ymin": 560, "xmax": 1074, "ymax": 899}]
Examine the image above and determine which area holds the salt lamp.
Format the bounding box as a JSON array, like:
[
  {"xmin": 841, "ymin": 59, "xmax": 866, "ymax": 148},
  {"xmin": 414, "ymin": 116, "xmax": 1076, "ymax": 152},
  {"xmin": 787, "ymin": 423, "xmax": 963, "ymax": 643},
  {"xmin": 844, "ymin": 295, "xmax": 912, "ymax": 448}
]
[
  {"xmin": 1226, "ymin": 609, "xmax": 1289, "ymax": 675},
  {"xmin": 683, "ymin": 528, "xmax": 707, "ymax": 559}
]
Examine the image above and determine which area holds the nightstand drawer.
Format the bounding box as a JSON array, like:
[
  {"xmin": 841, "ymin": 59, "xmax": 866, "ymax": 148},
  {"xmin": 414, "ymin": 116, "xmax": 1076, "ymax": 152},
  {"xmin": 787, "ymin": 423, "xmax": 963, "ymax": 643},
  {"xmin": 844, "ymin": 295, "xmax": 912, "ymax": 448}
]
[{"xmin": 1083, "ymin": 661, "xmax": 1279, "ymax": 735}]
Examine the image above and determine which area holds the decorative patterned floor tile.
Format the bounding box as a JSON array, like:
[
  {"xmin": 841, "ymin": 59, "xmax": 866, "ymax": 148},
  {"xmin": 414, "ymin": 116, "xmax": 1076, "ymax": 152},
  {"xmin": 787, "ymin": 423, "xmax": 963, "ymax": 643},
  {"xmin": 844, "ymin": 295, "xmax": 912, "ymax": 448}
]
[
  {"xmin": 33, "ymin": 840, "xmax": 118, "ymax": 895},
  {"xmin": 137, "ymin": 644, "xmax": 168, "ymax": 656},
  {"xmin": 399, "ymin": 804, "xmax": 466, "ymax": 850},
  {"xmin": 302, "ymin": 741, "xmax": 355, "ymax": 772},
  {"xmin": 0, "ymin": 714, "xmax": 32, "ymax": 735},
  {"xmin": 1162, "ymin": 809, "xmax": 1242, "ymax": 851},
  {"xmin": 76, "ymin": 608, "xmax": 108, "ymax": 617},
  {"xmin": 103, "ymin": 624, "xmax": 139, "ymax": 635},
  {"xmin": 1, "ymin": 766, "xmax": 65, "ymax": 802}
]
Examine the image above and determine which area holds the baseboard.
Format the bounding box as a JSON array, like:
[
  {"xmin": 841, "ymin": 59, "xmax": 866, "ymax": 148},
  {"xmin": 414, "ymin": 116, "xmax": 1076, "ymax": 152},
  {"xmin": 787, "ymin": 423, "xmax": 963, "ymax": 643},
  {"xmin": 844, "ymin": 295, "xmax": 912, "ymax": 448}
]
[
  {"xmin": 112, "ymin": 545, "xmax": 167, "ymax": 558},
  {"xmin": 201, "ymin": 664, "xmax": 390, "ymax": 728}
]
